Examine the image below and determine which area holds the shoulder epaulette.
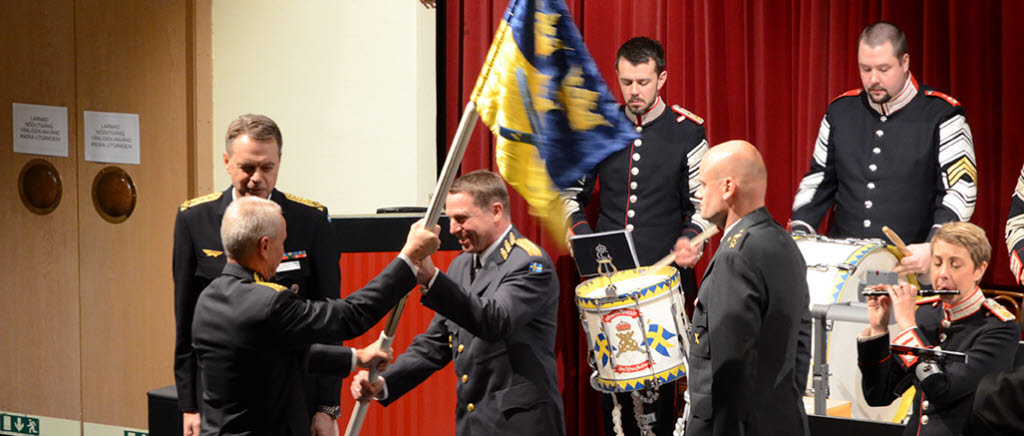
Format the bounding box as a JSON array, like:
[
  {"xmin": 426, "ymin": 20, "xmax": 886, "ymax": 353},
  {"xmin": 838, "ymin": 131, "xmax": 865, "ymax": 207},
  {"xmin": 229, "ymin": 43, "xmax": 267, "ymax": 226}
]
[
  {"xmin": 983, "ymin": 298, "xmax": 1016, "ymax": 322},
  {"xmin": 725, "ymin": 228, "xmax": 747, "ymax": 249},
  {"xmin": 830, "ymin": 88, "xmax": 862, "ymax": 104},
  {"xmin": 672, "ymin": 105, "xmax": 704, "ymax": 125},
  {"xmin": 253, "ymin": 273, "xmax": 290, "ymax": 292},
  {"xmin": 284, "ymin": 193, "xmax": 325, "ymax": 212},
  {"xmin": 515, "ymin": 238, "xmax": 543, "ymax": 257},
  {"xmin": 924, "ymin": 90, "xmax": 961, "ymax": 107},
  {"xmin": 179, "ymin": 192, "xmax": 222, "ymax": 211},
  {"xmin": 916, "ymin": 296, "xmax": 942, "ymax": 306}
]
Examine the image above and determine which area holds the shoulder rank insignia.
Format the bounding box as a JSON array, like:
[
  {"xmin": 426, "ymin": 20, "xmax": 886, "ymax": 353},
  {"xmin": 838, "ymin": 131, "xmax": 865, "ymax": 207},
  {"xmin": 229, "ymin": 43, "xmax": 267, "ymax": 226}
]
[
  {"xmin": 672, "ymin": 105, "xmax": 704, "ymax": 125},
  {"xmin": 202, "ymin": 249, "xmax": 223, "ymax": 258},
  {"xmin": 916, "ymin": 296, "xmax": 942, "ymax": 306},
  {"xmin": 924, "ymin": 90, "xmax": 961, "ymax": 107},
  {"xmin": 284, "ymin": 193, "xmax": 325, "ymax": 212},
  {"xmin": 983, "ymin": 298, "xmax": 1016, "ymax": 322},
  {"xmin": 830, "ymin": 88, "xmax": 862, "ymax": 104},
  {"xmin": 515, "ymin": 238, "xmax": 543, "ymax": 257},
  {"xmin": 727, "ymin": 229, "xmax": 746, "ymax": 249},
  {"xmin": 253, "ymin": 272, "xmax": 290, "ymax": 292},
  {"xmin": 179, "ymin": 191, "xmax": 222, "ymax": 211}
]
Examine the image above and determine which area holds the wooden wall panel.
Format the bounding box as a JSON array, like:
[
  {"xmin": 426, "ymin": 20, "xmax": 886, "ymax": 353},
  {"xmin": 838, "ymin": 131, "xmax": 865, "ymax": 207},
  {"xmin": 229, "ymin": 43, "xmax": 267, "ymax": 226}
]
[
  {"xmin": 75, "ymin": 0, "xmax": 189, "ymax": 428},
  {"xmin": 0, "ymin": 0, "xmax": 82, "ymax": 418}
]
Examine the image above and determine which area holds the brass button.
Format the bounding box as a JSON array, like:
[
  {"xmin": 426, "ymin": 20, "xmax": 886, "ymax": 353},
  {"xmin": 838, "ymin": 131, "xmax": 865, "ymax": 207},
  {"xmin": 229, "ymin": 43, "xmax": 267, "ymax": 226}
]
[
  {"xmin": 467, "ymin": 403, "xmax": 475, "ymax": 412},
  {"xmin": 922, "ymin": 400, "xmax": 930, "ymax": 410},
  {"xmin": 462, "ymin": 374, "xmax": 468, "ymax": 383},
  {"xmin": 457, "ymin": 344, "xmax": 465, "ymax": 352},
  {"xmin": 921, "ymin": 414, "xmax": 929, "ymax": 425}
]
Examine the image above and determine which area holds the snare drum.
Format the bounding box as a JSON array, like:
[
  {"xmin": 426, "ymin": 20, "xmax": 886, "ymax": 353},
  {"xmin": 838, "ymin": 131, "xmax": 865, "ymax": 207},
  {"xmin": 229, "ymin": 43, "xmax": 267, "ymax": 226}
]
[
  {"xmin": 794, "ymin": 234, "xmax": 912, "ymax": 422},
  {"xmin": 576, "ymin": 266, "xmax": 687, "ymax": 393}
]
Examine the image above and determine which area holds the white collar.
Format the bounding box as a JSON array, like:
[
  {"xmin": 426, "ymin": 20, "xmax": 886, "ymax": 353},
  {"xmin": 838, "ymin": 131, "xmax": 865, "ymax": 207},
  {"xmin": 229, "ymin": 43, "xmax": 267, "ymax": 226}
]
[
  {"xmin": 944, "ymin": 286, "xmax": 984, "ymax": 322},
  {"xmin": 625, "ymin": 97, "xmax": 666, "ymax": 126},
  {"xmin": 868, "ymin": 73, "xmax": 918, "ymax": 116},
  {"xmin": 477, "ymin": 224, "xmax": 513, "ymax": 267},
  {"xmin": 723, "ymin": 215, "xmax": 745, "ymax": 239}
]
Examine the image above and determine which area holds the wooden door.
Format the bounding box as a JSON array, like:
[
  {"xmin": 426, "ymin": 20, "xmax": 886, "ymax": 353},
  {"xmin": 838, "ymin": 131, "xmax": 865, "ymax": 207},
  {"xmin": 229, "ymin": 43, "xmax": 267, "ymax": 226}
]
[{"xmin": 0, "ymin": 0, "xmax": 83, "ymax": 423}]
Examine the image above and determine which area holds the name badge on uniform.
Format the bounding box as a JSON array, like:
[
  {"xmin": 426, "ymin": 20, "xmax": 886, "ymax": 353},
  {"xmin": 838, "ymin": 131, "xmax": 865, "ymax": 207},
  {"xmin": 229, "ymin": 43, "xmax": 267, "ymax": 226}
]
[{"xmin": 276, "ymin": 260, "xmax": 301, "ymax": 273}]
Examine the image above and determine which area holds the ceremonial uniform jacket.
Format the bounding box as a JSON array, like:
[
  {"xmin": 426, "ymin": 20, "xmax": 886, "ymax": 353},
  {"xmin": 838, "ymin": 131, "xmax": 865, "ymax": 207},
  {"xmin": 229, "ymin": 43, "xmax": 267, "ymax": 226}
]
[
  {"xmin": 858, "ymin": 289, "xmax": 1019, "ymax": 436},
  {"xmin": 564, "ymin": 97, "xmax": 712, "ymax": 266},
  {"xmin": 173, "ymin": 187, "xmax": 342, "ymax": 413},
  {"xmin": 1006, "ymin": 163, "xmax": 1024, "ymax": 284},
  {"xmin": 380, "ymin": 227, "xmax": 565, "ymax": 436},
  {"xmin": 192, "ymin": 260, "xmax": 416, "ymax": 436},
  {"xmin": 791, "ymin": 75, "xmax": 977, "ymax": 243},
  {"xmin": 686, "ymin": 207, "xmax": 812, "ymax": 436}
]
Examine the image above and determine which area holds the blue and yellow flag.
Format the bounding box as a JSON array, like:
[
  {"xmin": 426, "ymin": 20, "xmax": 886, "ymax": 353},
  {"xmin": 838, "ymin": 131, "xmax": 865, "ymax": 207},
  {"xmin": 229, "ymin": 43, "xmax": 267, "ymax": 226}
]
[{"xmin": 471, "ymin": 0, "xmax": 636, "ymax": 245}]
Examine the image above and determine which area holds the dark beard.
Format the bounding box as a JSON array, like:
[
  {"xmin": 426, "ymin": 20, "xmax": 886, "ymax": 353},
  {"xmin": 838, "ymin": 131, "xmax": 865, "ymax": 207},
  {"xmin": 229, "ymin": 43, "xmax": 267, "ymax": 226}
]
[
  {"xmin": 869, "ymin": 91, "xmax": 892, "ymax": 104},
  {"xmin": 627, "ymin": 100, "xmax": 652, "ymax": 116}
]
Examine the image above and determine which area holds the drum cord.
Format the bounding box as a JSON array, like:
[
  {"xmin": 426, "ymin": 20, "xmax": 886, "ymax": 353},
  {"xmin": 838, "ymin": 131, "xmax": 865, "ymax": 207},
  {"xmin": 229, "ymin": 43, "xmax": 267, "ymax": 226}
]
[
  {"xmin": 673, "ymin": 385, "xmax": 689, "ymax": 436},
  {"xmin": 611, "ymin": 393, "xmax": 625, "ymax": 436}
]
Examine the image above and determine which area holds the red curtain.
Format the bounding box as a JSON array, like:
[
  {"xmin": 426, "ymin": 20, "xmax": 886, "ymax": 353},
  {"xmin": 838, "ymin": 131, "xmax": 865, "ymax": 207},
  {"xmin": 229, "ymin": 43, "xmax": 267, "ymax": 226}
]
[{"xmin": 436, "ymin": 1, "xmax": 1024, "ymax": 435}]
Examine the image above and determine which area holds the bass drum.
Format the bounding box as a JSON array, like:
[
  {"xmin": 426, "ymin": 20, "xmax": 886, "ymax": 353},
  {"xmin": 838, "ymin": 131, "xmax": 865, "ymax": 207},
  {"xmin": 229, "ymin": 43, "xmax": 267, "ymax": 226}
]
[{"xmin": 794, "ymin": 234, "xmax": 914, "ymax": 422}]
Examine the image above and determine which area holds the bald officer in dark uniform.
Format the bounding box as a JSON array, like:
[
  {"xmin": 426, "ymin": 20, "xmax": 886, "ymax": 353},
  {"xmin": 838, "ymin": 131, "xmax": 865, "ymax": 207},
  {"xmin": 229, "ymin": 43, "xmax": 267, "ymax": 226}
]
[
  {"xmin": 173, "ymin": 114, "xmax": 344, "ymax": 435},
  {"xmin": 676, "ymin": 141, "xmax": 811, "ymax": 436},
  {"xmin": 351, "ymin": 170, "xmax": 565, "ymax": 436},
  {"xmin": 192, "ymin": 196, "xmax": 440, "ymax": 435}
]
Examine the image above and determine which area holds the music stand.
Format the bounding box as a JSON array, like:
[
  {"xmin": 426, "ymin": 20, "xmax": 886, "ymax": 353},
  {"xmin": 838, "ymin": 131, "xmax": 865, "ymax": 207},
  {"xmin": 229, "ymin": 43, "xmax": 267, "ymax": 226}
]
[{"xmin": 570, "ymin": 229, "xmax": 640, "ymax": 278}]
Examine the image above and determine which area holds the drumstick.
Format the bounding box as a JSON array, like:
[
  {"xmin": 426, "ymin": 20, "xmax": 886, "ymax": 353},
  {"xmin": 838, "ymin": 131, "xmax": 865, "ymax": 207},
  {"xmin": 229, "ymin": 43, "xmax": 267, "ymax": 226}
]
[
  {"xmin": 647, "ymin": 226, "xmax": 720, "ymax": 273},
  {"xmin": 882, "ymin": 226, "xmax": 913, "ymax": 257}
]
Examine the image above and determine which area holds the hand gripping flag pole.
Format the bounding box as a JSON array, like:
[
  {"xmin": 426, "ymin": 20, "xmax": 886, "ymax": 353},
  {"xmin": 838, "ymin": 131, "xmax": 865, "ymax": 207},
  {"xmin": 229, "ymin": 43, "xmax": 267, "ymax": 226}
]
[
  {"xmin": 343, "ymin": 103, "xmax": 479, "ymax": 436},
  {"xmin": 347, "ymin": 0, "xmax": 637, "ymax": 431}
]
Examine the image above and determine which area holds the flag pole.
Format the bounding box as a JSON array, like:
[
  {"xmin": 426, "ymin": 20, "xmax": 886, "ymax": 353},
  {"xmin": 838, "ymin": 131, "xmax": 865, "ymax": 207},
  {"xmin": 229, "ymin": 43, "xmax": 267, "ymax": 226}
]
[{"xmin": 344, "ymin": 102, "xmax": 479, "ymax": 436}]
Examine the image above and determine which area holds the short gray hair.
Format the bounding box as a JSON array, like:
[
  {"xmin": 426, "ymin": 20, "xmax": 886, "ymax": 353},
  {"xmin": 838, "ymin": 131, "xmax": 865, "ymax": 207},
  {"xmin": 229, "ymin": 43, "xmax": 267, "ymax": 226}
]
[{"xmin": 221, "ymin": 196, "xmax": 284, "ymax": 259}]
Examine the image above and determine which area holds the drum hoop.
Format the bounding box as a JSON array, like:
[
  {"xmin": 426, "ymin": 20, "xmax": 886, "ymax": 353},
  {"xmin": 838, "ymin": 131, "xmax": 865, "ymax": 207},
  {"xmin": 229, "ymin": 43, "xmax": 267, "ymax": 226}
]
[
  {"xmin": 579, "ymin": 287, "xmax": 679, "ymax": 311},
  {"xmin": 594, "ymin": 363, "xmax": 686, "ymax": 393},
  {"xmin": 826, "ymin": 243, "xmax": 887, "ymax": 304},
  {"xmin": 576, "ymin": 267, "xmax": 680, "ymax": 309}
]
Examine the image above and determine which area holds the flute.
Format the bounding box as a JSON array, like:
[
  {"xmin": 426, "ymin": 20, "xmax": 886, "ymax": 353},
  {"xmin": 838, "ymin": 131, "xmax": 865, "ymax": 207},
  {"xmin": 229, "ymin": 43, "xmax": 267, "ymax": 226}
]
[{"xmin": 861, "ymin": 289, "xmax": 960, "ymax": 296}]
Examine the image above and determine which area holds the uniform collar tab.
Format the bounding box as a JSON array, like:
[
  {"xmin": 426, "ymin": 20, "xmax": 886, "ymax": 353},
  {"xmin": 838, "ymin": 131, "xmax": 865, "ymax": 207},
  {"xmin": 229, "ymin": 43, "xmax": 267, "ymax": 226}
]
[
  {"xmin": 625, "ymin": 97, "xmax": 665, "ymax": 126},
  {"xmin": 944, "ymin": 286, "xmax": 984, "ymax": 322},
  {"xmin": 868, "ymin": 73, "xmax": 918, "ymax": 116}
]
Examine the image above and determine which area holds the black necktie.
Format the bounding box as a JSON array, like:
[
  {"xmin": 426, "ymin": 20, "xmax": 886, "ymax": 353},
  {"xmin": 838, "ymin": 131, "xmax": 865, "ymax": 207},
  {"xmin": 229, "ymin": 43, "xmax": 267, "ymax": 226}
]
[{"xmin": 471, "ymin": 256, "xmax": 482, "ymax": 283}]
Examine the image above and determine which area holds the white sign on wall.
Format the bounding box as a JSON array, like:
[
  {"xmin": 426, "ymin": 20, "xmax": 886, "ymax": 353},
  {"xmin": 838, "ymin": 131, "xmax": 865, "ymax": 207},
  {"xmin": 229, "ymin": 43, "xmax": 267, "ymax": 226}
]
[
  {"xmin": 84, "ymin": 111, "xmax": 141, "ymax": 165},
  {"xmin": 12, "ymin": 103, "xmax": 69, "ymax": 157}
]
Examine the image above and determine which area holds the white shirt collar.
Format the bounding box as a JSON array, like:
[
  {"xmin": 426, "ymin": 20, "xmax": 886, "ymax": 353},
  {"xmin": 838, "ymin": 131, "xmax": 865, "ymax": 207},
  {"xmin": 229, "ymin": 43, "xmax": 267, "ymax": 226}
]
[
  {"xmin": 477, "ymin": 224, "xmax": 513, "ymax": 267},
  {"xmin": 723, "ymin": 215, "xmax": 745, "ymax": 239}
]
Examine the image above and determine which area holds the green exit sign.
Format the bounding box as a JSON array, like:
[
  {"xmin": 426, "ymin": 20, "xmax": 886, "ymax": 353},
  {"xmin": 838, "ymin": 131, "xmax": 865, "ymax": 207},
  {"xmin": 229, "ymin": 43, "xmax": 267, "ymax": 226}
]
[
  {"xmin": 124, "ymin": 432, "xmax": 148, "ymax": 436},
  {"xmin": 0, "ymin": 413, "xmax": 40, "ymax": 435}
]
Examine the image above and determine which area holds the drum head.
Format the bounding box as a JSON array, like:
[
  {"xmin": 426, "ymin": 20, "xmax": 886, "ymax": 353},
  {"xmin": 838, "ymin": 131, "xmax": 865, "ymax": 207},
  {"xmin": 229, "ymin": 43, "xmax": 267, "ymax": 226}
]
[{"xmin": 794, "ymin": 235, "xmax": 911, "ymax": 422}]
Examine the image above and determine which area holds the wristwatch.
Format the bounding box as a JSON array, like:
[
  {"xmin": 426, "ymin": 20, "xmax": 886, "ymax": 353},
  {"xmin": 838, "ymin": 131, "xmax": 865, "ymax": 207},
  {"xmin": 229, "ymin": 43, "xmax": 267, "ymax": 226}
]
[{"xmin": 318, "ymin": 405, "xmax": 342, "ymax": 420}]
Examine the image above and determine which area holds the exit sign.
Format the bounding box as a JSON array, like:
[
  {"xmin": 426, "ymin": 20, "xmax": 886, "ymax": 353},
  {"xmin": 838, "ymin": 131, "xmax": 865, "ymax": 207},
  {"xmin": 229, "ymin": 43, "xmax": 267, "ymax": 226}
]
[{"xmin": 0, "ymin": 413, "xmax": 40, "ymax": 435}]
